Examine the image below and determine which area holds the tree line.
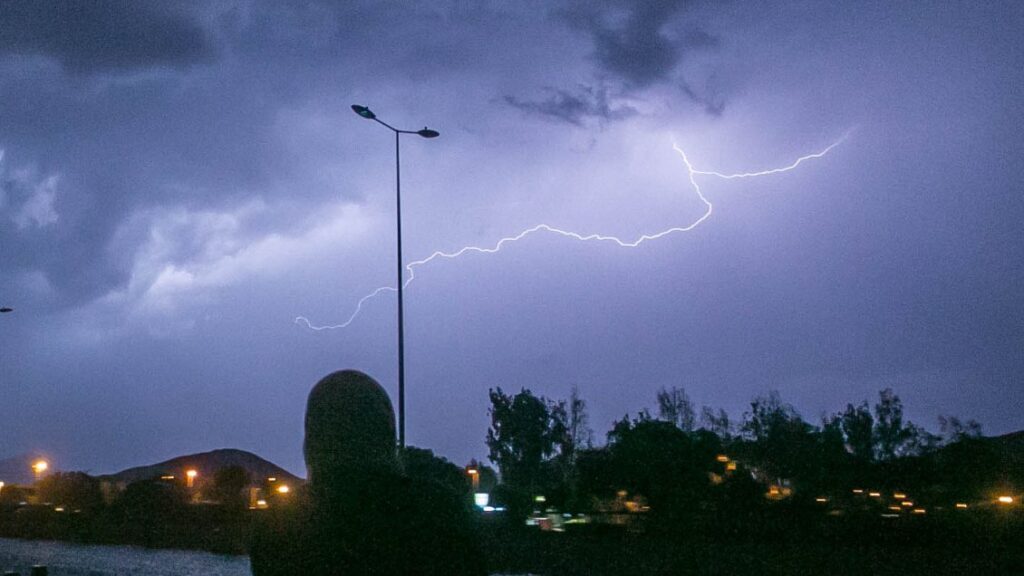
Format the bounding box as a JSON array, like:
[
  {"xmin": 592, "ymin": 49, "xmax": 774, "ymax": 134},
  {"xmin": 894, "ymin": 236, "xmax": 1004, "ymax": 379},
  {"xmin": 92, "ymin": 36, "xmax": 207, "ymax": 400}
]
[{"xmin": 484, "ymin": 385, "xmax": 1012, "ymax": 523}]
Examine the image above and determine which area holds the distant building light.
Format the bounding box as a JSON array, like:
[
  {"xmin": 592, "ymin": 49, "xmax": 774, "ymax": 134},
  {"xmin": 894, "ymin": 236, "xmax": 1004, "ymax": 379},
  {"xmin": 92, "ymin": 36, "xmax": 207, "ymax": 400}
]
[
  {"xmin": 160, "ymin": 475, "xmax": 175, "ymax": 480},
  {"xmin": 998, "ymin": 496, "xmax": 1014, "ymax": 504},
  {"xmin": 534, "ymin": 495, "xmax": 546, "ymax": 503},
  {"xmin": 267, "ymin": 477, "xmax": 277, "ymax": 482},
  {"xmin": 726, "ymin": 461, "xmax": 737, "ymax": 471},
  {"xmin": 716, "ymin": 455, "xmax": 729, "ymax": 463},
  {"xmin": 868, "ymin": 492, "xmax": 881, "ymax": 498},
  {"xmin": 852, "ymin": 489, "xmax": 864, "ymax": 494},
  {"xmin": 474, "ymin": 493, "xmax": 490, "ymax": 508},
  {"xmin": 888, "ymin": 506, "xmax": 902, "ymax": 511},
  {"xmin": 482, "ymin": 506, "xmax": 495, "ymax": 512},
  {"xmin": 893, "ymin": 493, "xmax": 907, "ymax": 499},
  {"xmin": 467, "ymin": 468, "xmax": 479, "ymax": 475},
  {"xmin": 901, "ymin": 501, "xmax": 914, "ymax": 507},
  {"xmin": 277, "ymin": 485, "xmax": 290, "ymax": 494},
  {"xmin": 912, "ymin": 508, "xmax": 926, "ymax": 514},
  {"xmin": 955, "ymin": 503, "xmax": 969, "ymax": 509},
  {"xmin": 54, "ymin": 507, "xmax": 65, "ymax": 512},
  {"xmin": 256, "ymin": 499, "xmax": 268, "ymax": 508},
  {"xmin": 815, "ymin": 497, "xmax": 828, "ymax": 503},
  {"xmin": 186, "ymin": 470, "xmax": 198, "ymax": 478}
]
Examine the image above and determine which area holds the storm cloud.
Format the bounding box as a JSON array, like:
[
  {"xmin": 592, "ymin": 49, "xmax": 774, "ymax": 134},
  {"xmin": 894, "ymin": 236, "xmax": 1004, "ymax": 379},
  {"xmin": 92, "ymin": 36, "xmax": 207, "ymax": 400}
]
[
  {"xmin": 0, "ymin": 0, "xmax": 214, "ymax": 73},
  {"xmin": 0, "ymin": 1, "xmax": 1021, "ymax": 475}
]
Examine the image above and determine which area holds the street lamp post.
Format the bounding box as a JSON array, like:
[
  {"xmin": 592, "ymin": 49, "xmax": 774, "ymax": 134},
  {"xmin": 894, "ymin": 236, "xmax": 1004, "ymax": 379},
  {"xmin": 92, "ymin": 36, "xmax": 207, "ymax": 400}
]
[{"xmin": 351, "ymin": 104, "xmax": 439, "ymax": 449}]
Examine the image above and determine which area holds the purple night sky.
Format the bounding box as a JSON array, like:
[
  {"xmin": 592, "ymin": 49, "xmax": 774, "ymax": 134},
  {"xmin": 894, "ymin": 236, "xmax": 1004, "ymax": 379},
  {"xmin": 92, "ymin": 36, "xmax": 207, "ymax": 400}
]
[{"xmin": 1, "ymin": 1, "xmax": 1022, "ymax": 476}]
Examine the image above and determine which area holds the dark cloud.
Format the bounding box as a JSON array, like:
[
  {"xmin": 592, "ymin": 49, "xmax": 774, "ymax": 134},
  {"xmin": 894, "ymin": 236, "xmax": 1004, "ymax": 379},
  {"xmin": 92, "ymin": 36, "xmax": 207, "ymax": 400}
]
[
  {"xmin": 0, "ymin": 1, "xmax": 213, "ymax": 73},
  {"xmin": 680, "ymin": 78, "xmax": 724, "ymax": 116},
  {"xmin": 560, "ymin": 0, "xmax": 714, "ymax": 89},
  {"xmin": 504, "ymin": 85, "xmax": 636, "ymax": 126}
]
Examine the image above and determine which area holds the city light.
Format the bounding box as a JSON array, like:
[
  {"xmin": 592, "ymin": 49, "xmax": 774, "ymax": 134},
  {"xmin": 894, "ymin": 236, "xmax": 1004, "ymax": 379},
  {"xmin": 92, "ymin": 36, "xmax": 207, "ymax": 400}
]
[
  {"xmin": 716, "ymin": 455, "xmax": 729, "ymax": 463},
  {"xmin": 955, "ymin": 503, "xmax": 968, "ymax": 509},
  {"xmin": 277, "ymin": 484, "xmax": 290, "ymax": 494},
  {"xmin": 912, "ymin": 508, "xmax": 926, "ymax": 515},
  {"xmin": 815, "ymin": 497, "xmax": 827, "ymax": 503},
  {"xmin": 474, "ymin": 493, "xmax": 489, "ymax": 508},
  {"xmin": 997, "ymin": 496, "xmax": 1014, "ymax": 504},
  {"xmin": 901, "ymin": 501, "xmax": 914, "ymax": 507},
  {"xmin": 32, "ymin": 460, "xmax": 48, "ymax": 481},
  {"xmin": 186, "ymin": 469, "xmax": 198, "ymax": 488},
  {"xmin": 869, "ymin": 492, "xmax": 881, "ymax": 498},
  {"xmin": 852, "ymin": 489, "xmax": 864, "ymax": 494},
  {"xmin": 893, "ymin": 493, "xmax": 907, "ymax": 499}
]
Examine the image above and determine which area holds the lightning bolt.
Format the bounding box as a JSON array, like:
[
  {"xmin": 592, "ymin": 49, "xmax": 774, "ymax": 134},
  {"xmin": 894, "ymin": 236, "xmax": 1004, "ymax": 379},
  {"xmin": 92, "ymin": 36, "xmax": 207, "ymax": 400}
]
[{"xmin": 295, "ymin": 133, "xmax": 849, "ymax": 331}]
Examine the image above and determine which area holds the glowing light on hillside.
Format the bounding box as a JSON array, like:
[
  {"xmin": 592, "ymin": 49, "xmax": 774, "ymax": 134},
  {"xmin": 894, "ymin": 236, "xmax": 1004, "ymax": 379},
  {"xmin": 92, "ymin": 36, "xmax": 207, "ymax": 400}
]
[
  {"xmin": 998, "ymin": 496, "xmax": 1014, "ymax": 504},
  {"xmin": 277, "ymin": 484, "xmax": 290, "ymax": 494}
]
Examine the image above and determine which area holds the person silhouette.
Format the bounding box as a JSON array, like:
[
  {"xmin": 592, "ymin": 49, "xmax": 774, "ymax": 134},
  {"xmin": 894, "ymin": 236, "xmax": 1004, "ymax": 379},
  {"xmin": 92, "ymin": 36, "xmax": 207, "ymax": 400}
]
[{"xmin": 250, "ymin": 370, "xmax": 486, "ymax": 575}]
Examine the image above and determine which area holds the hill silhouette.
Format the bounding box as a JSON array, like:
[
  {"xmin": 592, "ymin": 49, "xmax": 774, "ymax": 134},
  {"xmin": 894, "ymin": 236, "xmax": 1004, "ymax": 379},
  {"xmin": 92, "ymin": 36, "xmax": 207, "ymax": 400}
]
[{"xmin": 101, "ymin": 448, "xmax": 302, "ymax": 486}]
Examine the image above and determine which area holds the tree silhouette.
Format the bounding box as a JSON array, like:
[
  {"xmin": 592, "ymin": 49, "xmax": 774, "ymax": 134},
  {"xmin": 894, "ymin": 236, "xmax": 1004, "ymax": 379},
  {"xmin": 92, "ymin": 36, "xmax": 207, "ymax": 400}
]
[
  {"xmin": 486, "ymin": 388, "xmax": 559, "ymax": 492},
  {"xmin": 657, "ymin": 386, "xmax": 696, "ymax": 432},
  {"xmin": 837, "ymin": 401, "xmax": 875, "ymax": 461},
  {"xmin": 212, "ymin": 465, "xmax": 250, "ymax": 512}
]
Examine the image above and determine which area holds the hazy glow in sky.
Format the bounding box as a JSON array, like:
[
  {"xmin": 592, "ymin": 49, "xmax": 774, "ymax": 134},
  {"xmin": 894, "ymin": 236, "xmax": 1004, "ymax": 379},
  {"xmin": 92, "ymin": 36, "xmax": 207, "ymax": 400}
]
[{"xmin": 1, "ymin": 1, "xmax": 1022, "ymax": 475}]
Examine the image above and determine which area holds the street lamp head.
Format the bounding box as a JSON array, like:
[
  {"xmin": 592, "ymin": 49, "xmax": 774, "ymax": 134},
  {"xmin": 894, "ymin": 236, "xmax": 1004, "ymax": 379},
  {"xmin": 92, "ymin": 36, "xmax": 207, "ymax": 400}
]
[
  {"xmin": 417, "ymin": 127, "xmax": 440, "ymax": 139},
  {"xmin": 351, "ymin": 104, "xmax": 376, "ymax": 120}
]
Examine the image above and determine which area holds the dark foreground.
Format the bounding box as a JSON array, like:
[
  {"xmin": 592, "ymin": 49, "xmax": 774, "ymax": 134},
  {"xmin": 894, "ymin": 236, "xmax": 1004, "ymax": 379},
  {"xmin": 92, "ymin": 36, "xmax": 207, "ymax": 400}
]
[{"xmin": 2, "ymin": 508, "xmax": 1021, "ymax": 575}]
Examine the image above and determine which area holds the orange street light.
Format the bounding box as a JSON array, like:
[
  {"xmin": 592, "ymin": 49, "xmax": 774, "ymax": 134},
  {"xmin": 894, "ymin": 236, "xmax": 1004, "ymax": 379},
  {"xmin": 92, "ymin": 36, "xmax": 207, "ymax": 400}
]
[
  {"xmin": 32, "ymin": 460, "xmax": 48, "ymax": 481},
  {"xmin": 186, "ymin": 469, "xmax": 198, "ymax": 488},
  {"xmin": 998, "ymin": 496, "xmax": 1014, "ymax": 505},
  {"xmin": 466, "ymin": 467, "xmax": 480, "ymax": 492},
  {"xmin": 277, "ymin": 484, "xmax": 290, "ymax": 494}
]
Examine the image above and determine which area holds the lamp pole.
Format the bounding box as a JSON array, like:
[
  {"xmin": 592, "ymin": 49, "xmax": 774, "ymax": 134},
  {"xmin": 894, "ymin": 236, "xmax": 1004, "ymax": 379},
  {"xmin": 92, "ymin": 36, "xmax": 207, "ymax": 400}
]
[{"xmin": 351, "ymin": 104, "xmax": 439, "ymax": 449}]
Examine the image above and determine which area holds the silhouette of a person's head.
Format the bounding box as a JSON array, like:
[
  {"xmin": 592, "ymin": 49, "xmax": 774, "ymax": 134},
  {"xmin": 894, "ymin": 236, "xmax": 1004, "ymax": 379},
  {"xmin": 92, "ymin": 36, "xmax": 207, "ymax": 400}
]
[{"xmin": 303, "ymin": 370, "xmax": 399, "ymax": 490}]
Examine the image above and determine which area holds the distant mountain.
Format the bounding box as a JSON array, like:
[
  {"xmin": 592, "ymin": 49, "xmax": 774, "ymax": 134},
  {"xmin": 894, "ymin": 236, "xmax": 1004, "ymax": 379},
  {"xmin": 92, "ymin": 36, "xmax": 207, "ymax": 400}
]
[
  {"xmin": 102, "ymin": 448, "xmax": 303, "ymax": 486},
  {"xmin": 0, "ymin": 453, "xmax": 48, "ymax": 486}
]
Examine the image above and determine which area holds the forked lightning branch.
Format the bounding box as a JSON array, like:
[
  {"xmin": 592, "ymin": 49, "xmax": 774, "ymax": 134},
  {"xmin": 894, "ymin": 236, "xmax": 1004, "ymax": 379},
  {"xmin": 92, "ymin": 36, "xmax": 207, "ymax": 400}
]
[{"xmin": 295, "ymin": 134, "xmax": 849, "ymax": 331}]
